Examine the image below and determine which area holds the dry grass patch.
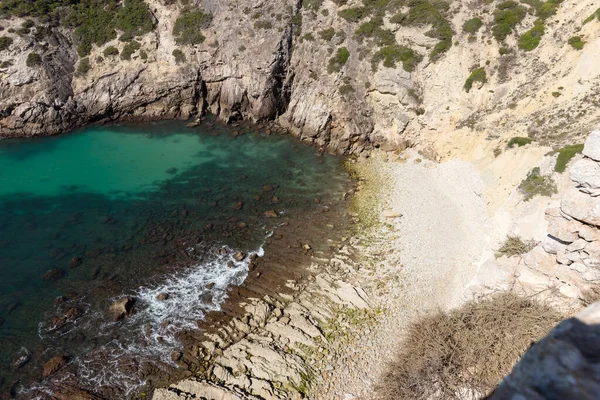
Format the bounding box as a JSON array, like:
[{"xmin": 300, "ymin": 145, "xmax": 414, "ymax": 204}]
[
  {"xmin": 495, "ymin": 235, "xmax": 536, "ymax": 258},
  {"xmin": 580, "ymin": 285, "xmax": 600, "ymax": 307},
  {"xmin": 377, "ymin": 292, "xmax": 565, "ymax": 400}
]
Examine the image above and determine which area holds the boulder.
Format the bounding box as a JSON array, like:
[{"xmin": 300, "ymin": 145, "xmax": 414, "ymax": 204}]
[
  {"xmin": 109, "ymin": 297, "xmax": 134, "ymax": 321},
  {"xmin": 233, "ymin": 251, "xmax": 246, "ymax": 262},
  {"xmin": 561, "ymin": 188, "xmax": 600, "ymax": 226},
  {"xmin": 263, "ymin": 210, "xmax": 278, "ymax": 218},
  {"xmin": 570, "ymin": 158, "xmax": 600, "ymax": 189},
  {"xmin": 582, "ymin": 130, "xmax": 600, "ymax": 161},
  {"xmin": 43, "ymin": 355, "xmax": 68, "ymax": 377},
  {"xmin": 546, "ymin": 215, "xmax": 579, "ymax": 243},
  {"xmin": 579, "ymin": 225, "xmax": 600, "ymax": 242}
]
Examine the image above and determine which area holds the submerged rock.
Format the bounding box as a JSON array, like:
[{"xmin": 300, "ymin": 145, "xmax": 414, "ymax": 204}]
[
  {"xmin": 233, "ymin": 252, "xmax": 246, "ymax": 262},
  {"xmin": 42, "ymin": 268, "xmax": 65, "ymax": 281},
  {"xmin": 263, "ymin": 210, "xmax": 278, "ymax": 218}
]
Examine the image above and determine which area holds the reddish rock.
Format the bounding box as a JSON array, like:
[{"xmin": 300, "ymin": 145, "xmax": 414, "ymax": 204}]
[
  {"xmin": 171, "ymin": 351, "xmax": 182, "ymax": 362},
  {"xmin": 233, "ymin": 201, "xmax": 244, "ymax": 210},
  {"xmin": 43, "ymin": 355, "xmax": 68, "ymax": 377},
  {"xmin": 69, "ymin": 257, "xmax": 82, "ymax": 268},
  {"xmin": 263, "ymin": 185, "xmax": 273, "ymax": 192},
  {"xmin": 263, "ymin": 210, "xmax": 278, "ymax": 218}
]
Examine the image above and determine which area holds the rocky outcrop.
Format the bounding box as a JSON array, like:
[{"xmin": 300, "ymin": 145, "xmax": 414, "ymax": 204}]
[
  {"xmin": 153, "ymin": 245, "xmax": 376, "ymax": 400},
  {"xmin": 489, "ymin": 301, "xmax": 600, "ymax": 400},
  {"xmin": 1, "ymin": 1, "xmax": 600, "ymax": 153}
]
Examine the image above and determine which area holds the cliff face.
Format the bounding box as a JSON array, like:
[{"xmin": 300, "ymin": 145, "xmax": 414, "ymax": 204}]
[{"xmin": 1, "ymin": 0, "xmax": 600, "ymax": 153}]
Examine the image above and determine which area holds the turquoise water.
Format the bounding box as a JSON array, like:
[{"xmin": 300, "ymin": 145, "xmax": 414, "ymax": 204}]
[{"xmin": 0, "ymin": 121, "xmax": 350, "ymax": 398}]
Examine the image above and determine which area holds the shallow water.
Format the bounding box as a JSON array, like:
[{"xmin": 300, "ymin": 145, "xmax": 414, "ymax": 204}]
[{"xmin": 0, "ymin": 121, "xmax": 350, "ymax": 397}]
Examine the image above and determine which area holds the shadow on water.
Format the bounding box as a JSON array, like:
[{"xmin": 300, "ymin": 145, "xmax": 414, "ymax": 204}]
[{"xmin": 0, "ymin": 120, "xmax": 351, "ymax": 399}]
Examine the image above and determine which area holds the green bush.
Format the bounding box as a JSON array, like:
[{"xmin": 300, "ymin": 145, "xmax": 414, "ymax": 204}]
[
  {"xmin": 492, "ymin": 1, "xmax": 526, "ymax": 41},
  {"xmin": 464, "ymin": 67, "xmax": 487, "ymax": 92},
  {"xmin": 339, "ymin": 83, "xmax": 355, "ymax": 95},
  {"xmin": 318, "ymin": 27, "xmax": 335, "ymax": 41},
  {"xmin": 568, "ymin": 36, "xmax": 585, "ymax": 50},
  {"xmin": 103, "ymin": 45, "xmax": 119, "ymax": 57},
  {"xmin": 173, "ymin": 10, "xmax": 211, "ymax": 44},
  {"xmin": 507, "ymin": 137, "xmax": 533, "ymax": 148},
  {"xmin": 554, "ymin": 144, "xmax": 584, "ymax": 173},
  {"xmin": 518, "ymin": 19, "xmax": 545, "ymax": 51},
  {"xmin": 254, "ymin": 20, "xmax": 273, "ymax": 29},
  {"xmin": 372, "ymin": 44, "xmax": 420, "ymax": 72},
  {"xmin": 463, "ymin": 17, "xmax": 483, "ymax": 34},
  {"xmin": 0, "ymin": 35, "xmax": 13, "ymax": 51},
  {"xmin": 518, "ymin": 167, "xmax": 557, "ymax": 201},
  {"xmin": 172, "ymin": 48, "xmax": 186, "ymax": 64},
  {"xmin": 26, "ymin": 51, "xmax": 42, "ymax": 67},
  {"xmin": 355, "ymin": 17, "xmax": 395, "ymax": 46},
  {"xmin": 120, "ymin": 40, "xmax": 140, "ymax": 60},
  {"xmin": 76, "ymin": 57, "xmax": 91, "ymax": 76},
  {"xmin": 338, "ymin": 6, "xmax": 368, "ymax": 22},
  {"xmin": 327, "ymin": 47, "xmax": 350, "ymax": 73},
  {"xmin": 390, "ymin": 0, "xmax": 454, "ymax": 61},
  {"xmin": 583, "ymin": 7, "xmax": 600, "ymax": 24}
]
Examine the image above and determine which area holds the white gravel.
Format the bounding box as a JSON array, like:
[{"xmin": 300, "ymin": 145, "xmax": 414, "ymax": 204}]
[{"xmin": 315, "ymin": 151, "xmax": 493, "ymax": 399}]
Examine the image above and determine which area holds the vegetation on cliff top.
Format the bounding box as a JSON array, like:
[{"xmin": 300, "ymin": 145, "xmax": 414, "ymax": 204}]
[
  {"xmin": 173, "ymin": 9, "xmax": 211, "ymax": 45},
  {"xmin": 554, "ymin": 143, "xmax": 584, "ymax": 173},
  {"xmin": 0, "ymin": 0, "xmax": 155, "ymax": 56},
  {"xmin": 378, "ymin": 292, "xmax": 565, "ymax": 400},
  {"xmin": 464, "ymin": 67, "xmax": 487, "ymax": 92}
]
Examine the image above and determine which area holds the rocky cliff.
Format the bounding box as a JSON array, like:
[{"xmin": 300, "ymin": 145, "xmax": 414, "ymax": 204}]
[{"xmin": 1, "ymin": 0, "xmax": 599, "ymax": 153}]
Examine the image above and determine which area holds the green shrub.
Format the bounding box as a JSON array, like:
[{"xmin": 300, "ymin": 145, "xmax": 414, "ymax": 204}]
[
  {"xmin": 338, "ymin": 6, "xmax": 368, "ymax": 22},
  {"xmin": 0, "ymin": 35, "xmax": 13, "ymax": 51},
  {"xmin": 114, "ymin": 0, "xmax": 155, "ymax": 37},
  {"xmin": 492, "ymin": 1, "xmax": 526, "ymax": 41},
  {"xmin": 120, "ymin": 40, "xmax": 140, "ymax": 60},
  {"xmin": 254, "ymin": 20, "xmax": 273, "ymax": 29},
  {"xmin": 139, "ymin": 49, "xmax": 147, "ymax": 60},
  {"xmin": 518, "ymin": 19, "xmax": 545, "ymax": 51},
  {"xmin": 173, "ymin": 10, "xmax": 211, "ymax": 44},
  {"xmin": 372, "ymin": 44, "xmax": 420, "ymax": 72},
  {"xmin": 327, "ymin": 47, "xmax": 350, "ymax": 73},
  {"xmin": 463, "ymin": 17, "xmax": 483, "ymax": 33},
  {"xmin": 26, "ymin": 51, "xmax": 42, "ymax": 67},
  {"xmin": 583, "ymin": 7, "xmax": 600, "ymax": 24},
  {"xmin": 305, "ymin": 0, "xmax": 324, "ymax": 10},
  {"xmin": 464, "ymin": 67, "xmax": 487, "ymax": 92},
  {"xmin": 76, "ymin": 57, "xmax": 91, "ymax": 76},
  {"xmin": 390, "ymin": 0, "xmax": 454, "ymax": 61},
  {"xmin": 318, "ymin": 27, "xmax": 335, "ymax": 41},
  {"xmin": 518, "ymin": 167, "xmax": 557, "ymax": 201},
  {"xmin": 568, "ymin": 36, "xmax": 585, "ymax": 50},
  {"xmin": 302, "ymin": 33, "xmax": 315, "ymax": 41},
  {"xmin": 355, "ymin": 17, "xmax": 395, "ymax": 46},
  {"xmin": 507, "ymin": 137, "xmax": 533, "ymax": 148},
  {"xmin": 552, "ymin": 91, "xmax": 561, "ymax": 97},
  {"xmin": 554, "ymin": 144, "xmax": 584, "ymax": 173},
  {"xmin": 339, "ymin": 83, "xmax": 355, "ymax": 95},
  {"xmin": 172, "ymin": 48, "xmax": 186, "ymax": 64},
  {"xmin": 103, "ymin": 45, "xmax": 119, "ymax": 57}
]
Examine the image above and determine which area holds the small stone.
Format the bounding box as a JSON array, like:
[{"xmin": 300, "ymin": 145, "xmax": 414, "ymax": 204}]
[
  {"xmin": 156, "ymin": 293, "xmax": 169, "ymax": 301},
  {"xmin": 303, "ymin": 244, "xmax": 312, "ymax": 251},
  {"xmin": 206, "ymin": 282, "xmax": 215, "ymax": 290},
  {"xmin": 233, "ymin": 251, "xmax": 246, "ymax": 262},
  {"xmin": 263, "ymin": 185, "xmax": 273, "ymax": 192},
  {"xmin": 69, "ymin": 257, "xmax": 82, "ymax": 268},
  {"xmin": 264, "ymin": 210, "xmax": 278, "ymax": 218},
  {"xmin": 233, "ymin": 201, "xmax": 244, "ymax": 210},
  {"xmin": 171, "ymin": 351, "xmax": 182, "ymax": 362}
]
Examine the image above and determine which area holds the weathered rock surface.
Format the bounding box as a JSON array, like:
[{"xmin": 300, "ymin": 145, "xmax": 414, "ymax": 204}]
[
  {"xmin": 42, "ymin": 355, "xmax": 68, "ymax": 377},
  {"xmin": 583, "ymin": 131, "xmax": 600, "ymax": 162},
  {"xmin": 109, "ymin": 297, "xmax": 134, "ymax": 321},
  {"xmin": 1, "ymin": 1, "xmax": 599, "ymax": 154}
]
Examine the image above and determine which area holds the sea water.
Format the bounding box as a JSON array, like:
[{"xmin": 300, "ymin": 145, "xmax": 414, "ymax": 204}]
[{"xmin": 0, "ymin": 121, "xmax": 350, "ymax": 397}]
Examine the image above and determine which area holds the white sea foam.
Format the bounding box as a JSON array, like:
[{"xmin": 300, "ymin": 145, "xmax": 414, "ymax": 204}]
[{"xmin": 70, "ymin": 242, "xmax": 264, "ymax": 396}]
